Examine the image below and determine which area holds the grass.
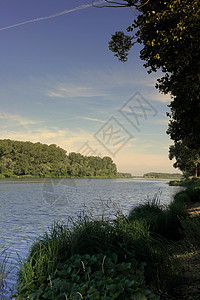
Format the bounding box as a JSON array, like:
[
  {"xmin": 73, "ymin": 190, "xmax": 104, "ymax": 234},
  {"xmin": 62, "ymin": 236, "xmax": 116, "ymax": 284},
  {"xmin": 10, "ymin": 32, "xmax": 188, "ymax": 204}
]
[
  {"xmin": 12, "ymin": 178, "xmax": 200, "ymax": 299},
  {"xmin": 128, "ymin": 191, "xmax": 190, "ymax": 240},
  {"xmin": 13, "ymin": 213, "xmax": 174, "ymax": 299},
  {"xmin": 0, "ymin": 247, "xmax": 12, "ymax": 298}
]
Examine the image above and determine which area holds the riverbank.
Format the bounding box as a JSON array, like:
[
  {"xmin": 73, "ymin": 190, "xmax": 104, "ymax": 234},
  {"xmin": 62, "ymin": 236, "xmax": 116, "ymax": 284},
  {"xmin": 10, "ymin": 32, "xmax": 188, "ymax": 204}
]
[
  {"xmin": 0, "ymin": 173, "xmax": 133, "ymax": 180},
  {"xmin": 10, "ymin": 179, "xmax": 200, "ymax": 299},
  {"xmin": 169, "ymin": 177, "xmax": 200, "ymax": 188}
]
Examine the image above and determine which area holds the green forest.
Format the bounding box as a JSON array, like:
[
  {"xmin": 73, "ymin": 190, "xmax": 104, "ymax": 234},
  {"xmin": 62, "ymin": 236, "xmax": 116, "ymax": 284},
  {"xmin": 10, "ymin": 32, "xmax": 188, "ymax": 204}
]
[
  {"xmin": 0, "ymin": 139, "xmax": 118, "ymax": 178},
  {"xmin": 143, "ymin": 172, "xmax": 183, "ymax": 179}
]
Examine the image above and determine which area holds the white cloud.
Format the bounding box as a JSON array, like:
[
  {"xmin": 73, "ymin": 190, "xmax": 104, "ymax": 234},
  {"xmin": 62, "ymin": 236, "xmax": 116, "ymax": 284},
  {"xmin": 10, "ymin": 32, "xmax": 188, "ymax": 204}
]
[
  {"xmin": 150, "ymin": 93, "xmax": 172, "ymax": 103},
  {"xmin": 0, "ymin": 111, "xmax": 38, "ymax": 126},
  {"xmin": 0, "ymin": 127, "xmax": 95, "ymax": 154},
  {"xmin": 155, "ymin": 119, "xmax": 169, "ymax": 126},
  {"xmin": 46, "ymin": 84, "xmax": 108, "ymax": 99},
  {"xmin": 82, "ymin": 117, "xmax": 105, "ymax": 123}
]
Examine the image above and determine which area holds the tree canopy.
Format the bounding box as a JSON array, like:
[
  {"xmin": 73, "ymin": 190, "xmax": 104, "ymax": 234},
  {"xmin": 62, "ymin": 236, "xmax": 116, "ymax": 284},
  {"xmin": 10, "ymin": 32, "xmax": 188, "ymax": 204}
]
[
  {"xmin": 108, "ymin": 0, "xmax": 200, "ymax": 174},
  {"xmin": 0, "ymin": 139, "xmax": 117, "ymax": 178},
  {"xmin": 169, "ymin": 142, "xmax": 200, "ymax": 177}
]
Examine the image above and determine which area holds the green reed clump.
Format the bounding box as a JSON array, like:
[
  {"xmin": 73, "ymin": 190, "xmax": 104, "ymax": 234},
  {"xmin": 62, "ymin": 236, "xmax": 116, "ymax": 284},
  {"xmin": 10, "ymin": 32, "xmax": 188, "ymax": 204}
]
[
  {"xmin": 0, "ymin": 247, "xmax": 12, "ymax": 297},
  {"xmin": 17, "ymin": 222, "xmax": 72, "ymax": 288},
  {"xmin": 14, "ymin": 210, "xmax": 175, "ymax": 299},
  {"xmin": 128, "ymin": 191, "xmax": 190, "ymax": 240},
  {"xmin": 128, "ymin": 194, "xmax": 167, "ymax": 237}
]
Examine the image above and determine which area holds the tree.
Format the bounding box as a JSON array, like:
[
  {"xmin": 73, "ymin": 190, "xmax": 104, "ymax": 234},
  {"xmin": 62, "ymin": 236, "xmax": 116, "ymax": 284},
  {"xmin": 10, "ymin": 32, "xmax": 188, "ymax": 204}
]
[
  {"xmin": 92, "ymin": 0, "xmax": 150, "ymax": 9},
  {"xmin": 109, "ymin": 31, "xmax": 133, "ymax": 62},
  {"xmin": 108, "ymin": 0, "xmax": 200, "ymax": 164},
  {"xmin": 169, "ymin": 142, "xmax": 200, "ymax": 177}
]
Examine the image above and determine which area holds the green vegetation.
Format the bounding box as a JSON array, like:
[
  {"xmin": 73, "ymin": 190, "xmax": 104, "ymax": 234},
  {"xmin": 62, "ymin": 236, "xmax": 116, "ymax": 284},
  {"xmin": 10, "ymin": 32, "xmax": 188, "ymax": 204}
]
[
  {"xmin": 169, "ymin": 177, "xmax": 200, "ymax": 188},
  {"xmin": 143, "ymin": 172, "xmax": 182, "ymax": 179},
  {"xmin": 12, "ymin": 180, "xmax": 200, "ymax": 299},
  {"xmin": 0, "ymin": 247, "xmax": 11, "ymax": 297},
  {"xmin": 117, "ymin": 172, "xmax": 133, "ymax": 178},
  {"xmin": 169, "ymin": 142, "xmax": 200, "ymax": 177},
  {"xmin": 13, "ymin": 215, "xmax": 168, "ymax": 299},
  {"xmin": 0, "ymin": 139, "xmax": 118, "ymax": 178}
]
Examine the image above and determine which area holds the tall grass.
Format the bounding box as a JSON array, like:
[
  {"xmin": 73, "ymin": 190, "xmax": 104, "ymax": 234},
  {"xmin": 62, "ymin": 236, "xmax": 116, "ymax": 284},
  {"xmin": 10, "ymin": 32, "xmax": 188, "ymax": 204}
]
[
  {"xmin": 128, "ymin": 191, "xmax": 190, "ymax": 240},
  {"xmin": 0, "ymin": 247, "xmax": 11, "ymax": 297},
  {"xmin": 15, "ymin": 185, "xmax": 200, "ymax": 299},
  {"xmin": 14, "ymin": 210, "xmax": 174, "ymax": 299}
]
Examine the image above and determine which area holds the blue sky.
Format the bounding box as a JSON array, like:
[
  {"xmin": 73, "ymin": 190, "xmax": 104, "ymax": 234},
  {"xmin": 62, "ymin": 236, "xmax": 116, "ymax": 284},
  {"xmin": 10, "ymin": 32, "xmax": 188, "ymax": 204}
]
[{"xmin": 0, "ymin": 0, "xmax": 178, "ymax": 175}]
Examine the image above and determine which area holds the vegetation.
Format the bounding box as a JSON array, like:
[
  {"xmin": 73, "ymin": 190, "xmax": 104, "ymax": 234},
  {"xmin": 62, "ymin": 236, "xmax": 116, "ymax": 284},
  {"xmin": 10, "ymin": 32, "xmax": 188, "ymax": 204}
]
[
  {"xmin": 13, "ymin": 215, "xmax": 168, "ymax": 299},
  {"xmin": 0, "ymin": 139, "xmax": 118, "ymax": 178},
  {"xmin": 117, "ymin": 172, "xmax": 133, "ymax": 178},
  {"xmin": 169, "ymin": 142, "xmax": 200, "ymax": 177},
  {"xmin": 169, "ymin": 177, "xmax": 200, "ymax": 188},
  {"xmin": 143, "ymin": 172, "xmax": 182, "ymax": 179},
  {"xmin": 108, "ymin": 0, "xmax": 200, "ymax": 176},
  {"xmin": 11, "ymin": 179, "xmax": 200, "ymax": 299},
  {"xmin": 0, "ymin": 247, "xmax": 12, "ymax": 298}
]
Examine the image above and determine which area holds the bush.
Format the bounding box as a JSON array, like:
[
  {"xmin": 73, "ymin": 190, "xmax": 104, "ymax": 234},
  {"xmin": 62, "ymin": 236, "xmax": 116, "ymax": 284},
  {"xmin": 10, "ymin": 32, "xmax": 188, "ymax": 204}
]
[
  {"xmin": 14, "ymin": 213, "xmax": 174, "ymax": 299},
  {"xmin": 15, "ymin": 253, "xmax": 159, "ymax": 299},
  {"xmin": 128, "ymin": 195, "xmax": 167, "ymax": 237},
  {"xmin": 128, "ymin": 191, "xmax": 191, "ymax": 241}
]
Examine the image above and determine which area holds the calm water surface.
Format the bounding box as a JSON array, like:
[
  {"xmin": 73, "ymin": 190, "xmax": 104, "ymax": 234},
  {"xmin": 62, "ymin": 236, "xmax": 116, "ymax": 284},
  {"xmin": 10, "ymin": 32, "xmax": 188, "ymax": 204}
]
[{"xmin": 0, "ymin": 178, "xmax": 183, "ymax": 297}]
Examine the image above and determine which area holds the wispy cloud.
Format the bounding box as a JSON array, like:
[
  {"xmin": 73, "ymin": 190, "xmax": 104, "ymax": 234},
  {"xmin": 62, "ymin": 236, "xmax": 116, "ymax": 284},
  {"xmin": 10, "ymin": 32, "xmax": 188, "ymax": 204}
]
[
  {"xmin": 0, "ymin": 126, "xmax": 96, "ymax": 153},
  {"xmin": 0, "ymin": 111, "xmax": 38, "ymax": 126},
  {"xmin": 82, "ymin": 117, "xmax": 105, "ymax": 123},
  {"xmin": 46, "ymin": 84, "xmax": 108, "ymax": 99},
  {"xmin": 154, "ymin": 119, "xmax": 169, "ymax": 126},
  {"xmin": 0, "ymin": 1, "xmax": 105, "ymax": 31}
]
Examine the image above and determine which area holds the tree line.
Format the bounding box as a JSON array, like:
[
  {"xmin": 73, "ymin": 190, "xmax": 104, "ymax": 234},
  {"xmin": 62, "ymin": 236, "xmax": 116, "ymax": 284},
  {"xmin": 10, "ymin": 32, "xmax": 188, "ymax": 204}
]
[
  {"xmin": 143, "ymin": 172, "xmax": 182, "ymax": 179},
  {"xmin": 0, "ymin": 139, "xmax": 117, "ymax": 178}
]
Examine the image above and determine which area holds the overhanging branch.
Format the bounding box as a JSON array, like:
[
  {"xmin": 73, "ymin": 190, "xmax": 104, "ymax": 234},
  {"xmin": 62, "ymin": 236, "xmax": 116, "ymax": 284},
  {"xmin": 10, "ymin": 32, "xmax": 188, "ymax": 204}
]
[{"xmin": 92, "ymin": 0, "xmax": 150, "ymax": 9}]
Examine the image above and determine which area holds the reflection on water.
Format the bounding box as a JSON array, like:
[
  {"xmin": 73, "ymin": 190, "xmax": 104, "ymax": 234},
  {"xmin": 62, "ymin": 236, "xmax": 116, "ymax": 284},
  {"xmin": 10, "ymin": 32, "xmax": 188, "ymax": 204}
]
[{"xmin": 0, "ymin": 178, "xmax": 183, "ymax": 297}]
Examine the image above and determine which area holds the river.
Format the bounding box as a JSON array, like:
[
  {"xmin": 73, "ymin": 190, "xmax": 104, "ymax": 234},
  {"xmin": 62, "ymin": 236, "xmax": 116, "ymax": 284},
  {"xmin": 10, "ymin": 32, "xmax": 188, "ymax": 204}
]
[{"xmin": 0, "ymin": 178, "xmax": 182, "ymax": 298}]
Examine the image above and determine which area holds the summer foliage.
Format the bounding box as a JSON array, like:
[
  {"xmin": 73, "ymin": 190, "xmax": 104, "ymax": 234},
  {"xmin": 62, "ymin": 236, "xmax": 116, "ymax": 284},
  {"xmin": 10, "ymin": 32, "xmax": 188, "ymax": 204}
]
[
  {"xmin": 12, "ymin": 179, "xmax": 200, "ymax": 299},
  {"xmin": 0, "ymin": 139, "xmax": 117, "ymax": 178},
  {"xmin": 109, "ymin": 0, "xmax": 200, "ymax": 176}
]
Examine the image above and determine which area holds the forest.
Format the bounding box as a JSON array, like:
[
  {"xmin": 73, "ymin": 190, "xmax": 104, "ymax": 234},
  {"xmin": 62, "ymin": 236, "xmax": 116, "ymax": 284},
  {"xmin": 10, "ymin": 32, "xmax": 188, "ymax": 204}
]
[
  {"xmin": 143, "ymin": 172, "xmax": 183, "ymax": 179},
  {"xmin": 0, "ymin": 139, "xmax": 118, "ymax": 178}
]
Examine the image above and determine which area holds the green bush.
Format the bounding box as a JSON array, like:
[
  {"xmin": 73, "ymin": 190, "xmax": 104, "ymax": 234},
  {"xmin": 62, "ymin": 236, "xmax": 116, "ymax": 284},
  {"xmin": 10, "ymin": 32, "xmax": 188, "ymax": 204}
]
[
  {"xmin": 13, "ymin": 213, "xmax": 175, "ymax": 299},
  {"xmin": 128, "ymin": 190, "xmax": 192, "ymax": 241},
  {"xmin": 128, "ymin": 196, "xmax": 167, "ymax": 237},
  {"xmin": 14, "ymin": 253, "xmax": 159, "ymax": 299}
]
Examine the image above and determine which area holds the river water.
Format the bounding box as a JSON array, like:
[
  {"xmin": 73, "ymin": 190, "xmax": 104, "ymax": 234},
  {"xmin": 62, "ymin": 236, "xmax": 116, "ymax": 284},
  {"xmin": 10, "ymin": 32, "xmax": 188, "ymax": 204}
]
[{"xmin": 0, "ymin": 178, "xmax": 182, "ymax": 298}]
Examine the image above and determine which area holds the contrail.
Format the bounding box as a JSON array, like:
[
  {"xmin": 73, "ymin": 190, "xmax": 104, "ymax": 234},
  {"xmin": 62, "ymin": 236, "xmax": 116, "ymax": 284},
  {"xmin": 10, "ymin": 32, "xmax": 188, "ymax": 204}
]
[{"xmin": 0, "ymin": 0, "xmax": 105, "ymax": 31}]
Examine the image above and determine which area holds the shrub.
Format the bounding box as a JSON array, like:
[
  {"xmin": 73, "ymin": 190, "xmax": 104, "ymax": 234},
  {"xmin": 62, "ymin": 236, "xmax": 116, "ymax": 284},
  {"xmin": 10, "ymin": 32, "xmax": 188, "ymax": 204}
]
[
  {"xmin": 14, "ymin": 253, "xmax": 159, "ymax": 299},
  {"xmin": 128, "ymin": 195, "xmax": 167, "ymax": 237},
  {"xmin": 128, "ymin": 191, "xmax": 190, "ymax": 241},
  {"xmin": 14, "ymin": 213, "xmax": 174, "ymax": 298}
]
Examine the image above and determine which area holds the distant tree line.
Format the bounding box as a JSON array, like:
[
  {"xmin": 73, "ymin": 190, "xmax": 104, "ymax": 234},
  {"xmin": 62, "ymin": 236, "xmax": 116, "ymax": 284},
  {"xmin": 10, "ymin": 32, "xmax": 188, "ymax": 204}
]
[
  {"xmin": 143, "ymin": 172, "xmax": 183, "ymax": 179},
  {"xmin": 0, "ymin": 139, "xmax": 117, "ymax": 178}
]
